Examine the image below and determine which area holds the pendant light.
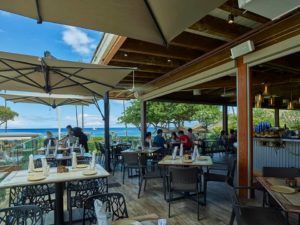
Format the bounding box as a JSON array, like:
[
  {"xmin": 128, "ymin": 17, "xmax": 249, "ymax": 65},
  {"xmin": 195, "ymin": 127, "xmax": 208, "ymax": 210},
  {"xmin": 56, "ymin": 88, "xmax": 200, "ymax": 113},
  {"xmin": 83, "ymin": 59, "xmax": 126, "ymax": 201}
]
[
  {"xmin": 287, "ymin": 90, "xmax": 294, "ymax": 110},
  {"xmin": 255, "ymin": 93, "xmax": 262, "ymax": 108},
  {"xmin": 262, "ymin": 82, "xmax": 269, "ymax": 96},
  {"xmin": 269, "ymin": 96, "xmax": 274, "ymax": 107}
]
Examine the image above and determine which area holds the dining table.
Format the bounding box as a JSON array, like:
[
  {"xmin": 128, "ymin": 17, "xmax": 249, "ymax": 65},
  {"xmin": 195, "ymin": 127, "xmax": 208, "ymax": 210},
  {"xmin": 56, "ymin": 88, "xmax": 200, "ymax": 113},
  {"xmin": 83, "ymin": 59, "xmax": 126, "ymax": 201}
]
[
  {"xmin": 0, "ymin": 164, "xmax": 110, "ymax": 225},
  {"xmin": 257, "ymin": 176, "xmax": 300, "ymax": 215},
  {"xmin": 122, "ymin": 147, "xmax": 161, "ymax": 154}
]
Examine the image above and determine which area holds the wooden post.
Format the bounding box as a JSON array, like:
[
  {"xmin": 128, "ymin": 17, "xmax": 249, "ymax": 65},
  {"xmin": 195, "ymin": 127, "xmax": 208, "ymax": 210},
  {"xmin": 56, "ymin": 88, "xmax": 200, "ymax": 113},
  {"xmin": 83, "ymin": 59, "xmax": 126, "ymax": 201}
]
[
  {"xmin": 274, "ymin": 108, "xmax": 280, "ymax": 127},
  {"xmin": 237, "ymin": 57, "xmax": 253, "ymax": 197},
  {"xmin": 104, "ymin": 92, "xmax": 111, "ymax": 172},
  {"xmin": 141, "ymin": 101, "xmax": 147, "ymax": 144},
  {"xmin": 222, "ymin": 104, "xmax": 228, "ymax": 134}
]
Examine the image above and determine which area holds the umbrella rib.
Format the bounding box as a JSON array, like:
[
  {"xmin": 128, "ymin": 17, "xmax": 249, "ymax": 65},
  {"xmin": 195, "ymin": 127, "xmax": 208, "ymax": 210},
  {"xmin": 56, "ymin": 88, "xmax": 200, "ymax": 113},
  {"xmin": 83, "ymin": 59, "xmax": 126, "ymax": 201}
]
[
  {"xmin": 0, "ymin": 67, "xmax": 37, "ymax": 73},
  {"xmin": 52, "ymin": 68, "xmax": 115, "ymax": 89},
  {"xmin": 93, "ymin": 96, "xmax": 104, "ymax": 120},
  {"xmin": 35, "ymin": 0, "xmax": 43, "ymax": 23},
  {"xmin": 144, "ymin": 0, "xmax": 168, "ymax": 46},
  {"xmin": 53, "ymin": 70, "xmax": 104, "ymax": 97},
  {"xmin": 0, "ymin": 57, "xmax": 39, "ymax": 67},
  {"xmin": 0, "ymin": 73, "xmax": 42, "ymax": 89},
  {"xmin": 51, "ymin": 68, "xmax": 83, "ymax": 88},
  {"xmin": 0, "ymin": 60, "xmax": 43, "ymax": 88},
  {"xmin": 40, "ymin": 58, "xmax": 51, "ymax": 93},
  {"xmin": 36, "ymin": 97, "xmax": 52, "ymax": 106},
  {"xmin": 51, "ymin": 81, "xmax": 92, "ymax": 90}
]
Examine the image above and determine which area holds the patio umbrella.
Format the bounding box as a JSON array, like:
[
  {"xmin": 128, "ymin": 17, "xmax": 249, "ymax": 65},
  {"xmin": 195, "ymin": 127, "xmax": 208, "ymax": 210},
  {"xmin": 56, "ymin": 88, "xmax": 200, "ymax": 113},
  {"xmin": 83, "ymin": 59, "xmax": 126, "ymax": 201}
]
[
  {"xmin": 0, "ymin": 92, "xmax": 96, "ymax": 108},
  {"xmin": 192, "ymin": 124, "xmax": 208, "ymax": 133},
  {"xmin": 0, "ymin": 0, "xmax": 226, "ymax": 46},
  {"xmin": 0, "ymin": 51, "xmax": 134, "ymax": 97}
]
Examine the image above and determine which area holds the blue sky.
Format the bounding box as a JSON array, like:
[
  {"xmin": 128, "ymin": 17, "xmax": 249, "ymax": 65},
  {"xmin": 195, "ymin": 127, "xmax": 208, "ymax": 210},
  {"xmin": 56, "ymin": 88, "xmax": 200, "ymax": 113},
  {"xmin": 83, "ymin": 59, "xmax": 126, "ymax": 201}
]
[{"xmin": 0, "ymin": 11, "xmax": 130, "ymax": 129}]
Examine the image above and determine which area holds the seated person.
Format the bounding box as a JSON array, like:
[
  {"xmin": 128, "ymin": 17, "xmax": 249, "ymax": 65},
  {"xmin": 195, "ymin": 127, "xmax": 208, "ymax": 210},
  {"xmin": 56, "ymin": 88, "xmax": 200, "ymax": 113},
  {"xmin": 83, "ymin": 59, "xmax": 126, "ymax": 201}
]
[
  {"xmin": 153, "ymin": 129, "xmax": 166, "ymax": 149},
  {"xmin": 178, "ymin": 130, "xmax": 192, "ymax": 150},
  {"xmin": 144, "ymin": 132, "xmax": 152, "ymax": 147},
  {"xmin": 44, "ymin": 131, "xmax": 56, "ymax": 147},
  {"xmin": 218, "ymin": 130, "xmax": 228, "ymax": 149},
  {"xmin": 64, "ymin": 129, "xmax": 77, "ymax": 147}
]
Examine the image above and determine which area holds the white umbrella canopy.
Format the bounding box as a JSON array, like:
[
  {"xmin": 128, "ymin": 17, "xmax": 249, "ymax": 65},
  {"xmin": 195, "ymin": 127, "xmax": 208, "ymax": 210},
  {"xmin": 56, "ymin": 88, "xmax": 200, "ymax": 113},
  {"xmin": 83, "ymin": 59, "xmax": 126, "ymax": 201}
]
[
  {"xmin": 0, "ymin": 92, "xmax": 96, "ymax": 108},
  {"xmin": 0, "ymin": 51, "xmax": 134, "ymax": 97},
  {"xmin": 0, "ymin": 0, "xmax": 226, "ymax": 46}
]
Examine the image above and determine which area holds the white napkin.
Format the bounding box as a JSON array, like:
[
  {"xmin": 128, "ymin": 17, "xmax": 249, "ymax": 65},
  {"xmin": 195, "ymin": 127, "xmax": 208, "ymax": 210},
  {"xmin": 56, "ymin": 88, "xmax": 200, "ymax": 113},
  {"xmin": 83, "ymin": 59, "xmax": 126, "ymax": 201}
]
[
  {"xmin": 149, "ymin": 141, "xmax": 152, "ymax": 149},
  {"xmin": 72, "ymin": 152, "xmax": 77, "ymax": 169},
  {"xmin": 91, "ymin": 151, "xmax": 96, "ymax": 169},
  {"xmin": 41, "ymin": 158, "xmax": 48, "ymax": 174},
  {"xmin": 192, "ymin": 145, "xmax": 198, "ymax": 161},
  {"xmin": 70, "ymin": 145, "xmax": 74, "ymax": 155},
  {"xmin": 80, "ymin": 145, "xmax": 84, "ymax": 155},
  {"xmin": 172, "ymin": 146, "xmax": 178, "ymax": 160},
  {"xmin": 195, "ymin": 145, "xmax": 200, "ymax": 158},
  {"xmin": 67, "ymin": 139, "xmax": 70, "ymax": 148},
  {"xmin": 45, "ymin": 142, "xmax": 50, "ymax": 156},
  {"xmin": 28, "ymin": 154, "xmax": 35, "ymax": 172},
  {"xmin": 94, "ymin": 199, "xmax": 107, "ymax": 225},
  {"xmin": 179, "ymin": 143, "xmax": 184, "ymax": 157},
  {"xmin": 53, "ymin": 143, "xmax": 58, "ymax": 157}
]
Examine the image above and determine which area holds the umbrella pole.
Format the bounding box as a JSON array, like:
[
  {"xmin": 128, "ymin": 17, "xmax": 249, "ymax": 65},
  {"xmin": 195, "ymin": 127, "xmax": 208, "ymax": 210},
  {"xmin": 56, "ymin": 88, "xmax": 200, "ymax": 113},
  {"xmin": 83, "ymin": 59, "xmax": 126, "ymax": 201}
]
[
  {"xmin": 104, "ymin": 92, "xmax": 111, "ymax": 172},
  {"xmin": 123, "ymin": 100, "xmax": 128, "ymax": 141},
  {"xmin": 75, "ymin": 105, "xmax": 79, "ymax": 127},
  {"xmin": 82, "ymin": 105, "xmax": 84, "ymax": 130},
  {"xmin": 56, "ymin": 107, "xmax": 61, "ymax": 140}
]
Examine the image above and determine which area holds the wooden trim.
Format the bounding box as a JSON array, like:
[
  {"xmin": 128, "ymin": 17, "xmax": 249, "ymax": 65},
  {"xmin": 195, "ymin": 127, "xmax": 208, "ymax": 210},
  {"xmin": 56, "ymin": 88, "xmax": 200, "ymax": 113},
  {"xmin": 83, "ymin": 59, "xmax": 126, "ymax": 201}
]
[{"xmin": 102, "ymin": 36, "xmax": 127, "ymax": 65}]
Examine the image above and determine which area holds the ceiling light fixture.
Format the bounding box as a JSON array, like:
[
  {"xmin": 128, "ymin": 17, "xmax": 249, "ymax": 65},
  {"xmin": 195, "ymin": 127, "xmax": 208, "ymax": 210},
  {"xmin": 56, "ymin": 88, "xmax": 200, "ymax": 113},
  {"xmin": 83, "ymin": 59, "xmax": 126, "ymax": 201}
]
[
  {"xmin": 167, "ymin": 59, "xmax": 172, "ymax": 63},
  {"xmin": 228, "ymin": 13, "xmax": 234, "ymax": 24},
  {"xmin": 262, "ymin": 82, "xmax": 269, "ymax": 96},
  {"xmin": 124, "ymin": 53, "xmax": 128, "ymax": 57}
]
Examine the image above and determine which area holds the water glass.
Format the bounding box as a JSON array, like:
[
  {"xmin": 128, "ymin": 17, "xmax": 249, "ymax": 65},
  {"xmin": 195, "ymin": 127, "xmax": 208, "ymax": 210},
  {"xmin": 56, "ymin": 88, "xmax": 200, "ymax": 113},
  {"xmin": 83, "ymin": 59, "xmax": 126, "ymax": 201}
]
[{"xmin": 158, "ymin": 219, "xmax": 167, "ymax": 225}]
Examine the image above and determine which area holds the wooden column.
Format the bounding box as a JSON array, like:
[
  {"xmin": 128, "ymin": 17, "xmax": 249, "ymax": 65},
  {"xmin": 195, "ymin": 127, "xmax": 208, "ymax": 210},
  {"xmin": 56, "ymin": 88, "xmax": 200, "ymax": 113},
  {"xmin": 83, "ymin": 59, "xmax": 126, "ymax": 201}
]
[
  {"xmin": 141, "ymin": 100, "xmax": 147, "ymax": 143},
  {"xmin": 237, "ymin": 57, "xmax": 253, "ymax": 197},
  {"xmin": 274, "ymin": 108, "xmax": 280, "ymax": 127},
  {"xmin": 222, "ymin": 104, "xmax": 228, "ymax": 134},
  {"xmin": 104, "ymin": 91, "xmax": 111, "ymax": 172}
]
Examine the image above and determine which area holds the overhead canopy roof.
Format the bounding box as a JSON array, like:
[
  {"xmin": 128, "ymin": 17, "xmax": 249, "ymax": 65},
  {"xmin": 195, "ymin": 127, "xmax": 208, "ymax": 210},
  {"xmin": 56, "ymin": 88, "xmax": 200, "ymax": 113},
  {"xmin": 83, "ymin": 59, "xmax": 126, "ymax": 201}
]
[
  {"xmin": 0, "ymin": 51, "xmax": 134, "ymax": 97},
  {"xmin": 0, "ymin": 0, "xmax": 226, "ymax": 45},
  {"xmin": 0, "ymin": 92, "xmax": 96, "ymax": 108}
]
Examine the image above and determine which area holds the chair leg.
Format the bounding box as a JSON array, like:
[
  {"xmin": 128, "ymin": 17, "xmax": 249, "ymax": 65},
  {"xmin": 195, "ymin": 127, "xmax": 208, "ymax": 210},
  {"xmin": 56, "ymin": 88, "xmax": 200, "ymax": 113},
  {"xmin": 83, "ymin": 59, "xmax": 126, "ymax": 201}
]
[
  {"xmin": 203, "ymin": 180, "xmax": 207, "ymax": 206},
  {"xmin": 262, "ymin": 190, "xmax": 266, "ymax": 207},
  {"xmin": 122, "ymin": 166, "xmax": 125, "ymax": 184},
  {"xmin": 229, "ymin": 209, "xmax": 235, "ymax": 225},
  {"xmin": 144, "ymin": 179, "xmax": 147, "ymax": 191},
  {"xmin": 138, "ymin": 177, "xmax": 143, "ymax": 199},
  {"xmin": 197, "ymin": 191, "xmax": 200, "ymax": 221},
  {"xmin": 168, "ymin": 191, "xmax": 171, "ymax": 218},
  {"xmin": 285, "ymin": 212, "xmax": 289, "ymax": 225}
]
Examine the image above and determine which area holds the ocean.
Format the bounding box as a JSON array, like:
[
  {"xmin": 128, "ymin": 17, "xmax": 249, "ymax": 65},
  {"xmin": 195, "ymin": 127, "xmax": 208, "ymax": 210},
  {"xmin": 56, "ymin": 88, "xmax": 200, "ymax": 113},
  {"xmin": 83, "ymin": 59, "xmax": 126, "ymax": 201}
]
[{"xmin": 0, "ymin": 127, "xmax": 153, "ymax": 137}]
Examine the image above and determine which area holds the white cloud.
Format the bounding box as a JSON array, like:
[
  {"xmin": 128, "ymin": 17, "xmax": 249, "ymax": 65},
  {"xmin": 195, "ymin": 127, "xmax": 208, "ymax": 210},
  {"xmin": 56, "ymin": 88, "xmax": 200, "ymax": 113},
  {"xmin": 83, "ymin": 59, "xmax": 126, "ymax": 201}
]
[
  {"xmin": 6, "ymin": 115, "xmax": 57, "ymax": 129},
  {"xmin": 62, "ymin": 26, "xmax": 96, "ymax": 55}
]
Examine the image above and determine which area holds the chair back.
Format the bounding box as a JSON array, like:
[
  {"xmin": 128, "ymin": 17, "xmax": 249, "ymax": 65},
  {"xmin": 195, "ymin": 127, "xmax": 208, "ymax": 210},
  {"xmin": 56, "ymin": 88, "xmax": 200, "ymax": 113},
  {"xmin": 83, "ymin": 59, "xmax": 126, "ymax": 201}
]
[
  {"xmin": 98, "ymin": 143, "xmax": 106, "ymax": 155},
  {"xmin": 122, "ymin": 152, "xmax": 139, "ymax": 166},
  {"xmin": 225, "ymin": 180, "xmax": 243, "ymax": 225},
  {"xmin": 0, "ymin": 205, "xmax": 43, "ymax": 225},
  {"xmin": 94, "ymin": 142, "xmax": 100, "ymax": 151},
  {"xmin": 169, "ymin": 167, "xmax": 198, "ymax": 192},
  {"xmin": 263, "ymin": 167, "xmax": 300, "ymax": 178},
  {"xmin": 83, "ymin": 193, "xmax": 128, "ymax": 224}
]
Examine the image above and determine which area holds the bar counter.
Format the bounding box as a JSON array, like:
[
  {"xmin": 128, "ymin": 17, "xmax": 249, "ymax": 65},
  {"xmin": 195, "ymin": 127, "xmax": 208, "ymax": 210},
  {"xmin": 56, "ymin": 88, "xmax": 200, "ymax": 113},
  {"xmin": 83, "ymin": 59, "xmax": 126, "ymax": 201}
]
[{"xmin": 253, "ymin": 137, "xmax": 300, "ymax": 175}]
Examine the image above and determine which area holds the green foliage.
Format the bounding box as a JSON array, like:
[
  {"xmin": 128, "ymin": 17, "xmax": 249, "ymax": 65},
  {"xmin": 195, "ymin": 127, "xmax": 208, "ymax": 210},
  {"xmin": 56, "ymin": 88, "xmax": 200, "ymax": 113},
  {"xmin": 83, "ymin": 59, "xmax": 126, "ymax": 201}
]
[
  {"xmin": 253, "ymin": 108, "xmax": 274, "ymax": 126},
  {"xmin": 0, "ymin": 106, "xmax": 18, "ymax": 126},
  {"xmin": 280, "ymin": 110, "xmax": 300, "ymax": 129},
  {"xmin": 192, "ymin": 105, "xmax": 221, "ymax": 128},
  {"xmin": 118, "ymin": 100, "xmax": 221, "ymax": 130}
]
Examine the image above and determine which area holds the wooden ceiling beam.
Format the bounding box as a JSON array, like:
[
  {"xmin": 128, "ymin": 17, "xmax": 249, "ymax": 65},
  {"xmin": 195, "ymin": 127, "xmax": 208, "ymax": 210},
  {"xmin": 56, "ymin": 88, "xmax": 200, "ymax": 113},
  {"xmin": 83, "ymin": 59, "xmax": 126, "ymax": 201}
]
[
  {"xmin": 219, "ymin": 1, "xmax": 270, "ymax": 24},
  {"xmin": 187, "ymin": 15, "xmax": 251, "ymax": 41},
  {"xmin": 171, "ymin": 31, "xmax": 226, "ymax": 51},
  {"xmin": 120, "ymin": 38, "xmax": 202, "ymax": 61},
  {"xmin": 109, "ymin": 61, "xmax": 171, "ymax": 74},
  {"xmin": 111, "ymin": 51, "xmax": 186, "ymax": 68}
]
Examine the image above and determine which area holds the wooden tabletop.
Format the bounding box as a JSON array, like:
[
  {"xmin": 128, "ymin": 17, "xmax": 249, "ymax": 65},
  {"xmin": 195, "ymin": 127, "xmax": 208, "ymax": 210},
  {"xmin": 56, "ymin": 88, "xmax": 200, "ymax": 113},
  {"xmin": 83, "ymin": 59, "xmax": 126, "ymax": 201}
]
[
  {"xmin": 257, "ymin": 176, "xmax": 300, "ymax": 213},
  {"xmin": 122, "ymin": 147, "xmax": 161, "ymax": 154},
  {"xmin": 0, "ymin": 164, "xmax": 110, "ymax": 189},
  {"xmin": 158, "ymin": 155, "xmax": 213, "ymax": 166}
]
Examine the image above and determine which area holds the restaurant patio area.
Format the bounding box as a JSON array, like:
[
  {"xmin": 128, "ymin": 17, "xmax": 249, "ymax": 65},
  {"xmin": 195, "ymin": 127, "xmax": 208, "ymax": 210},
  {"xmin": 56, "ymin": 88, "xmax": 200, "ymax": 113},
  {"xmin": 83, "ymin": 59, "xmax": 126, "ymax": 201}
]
[{"xmin": 0, "ymin": 0, "xmax": 300, "ymax": 224}]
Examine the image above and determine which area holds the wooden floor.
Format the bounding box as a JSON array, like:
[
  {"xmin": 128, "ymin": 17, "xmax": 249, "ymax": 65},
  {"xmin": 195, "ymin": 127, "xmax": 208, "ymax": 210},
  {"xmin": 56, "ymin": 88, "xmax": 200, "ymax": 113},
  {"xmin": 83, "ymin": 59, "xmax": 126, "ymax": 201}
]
[{"xmin": 110, "ymin": 168, "xmax": 233, "ymax": 225}]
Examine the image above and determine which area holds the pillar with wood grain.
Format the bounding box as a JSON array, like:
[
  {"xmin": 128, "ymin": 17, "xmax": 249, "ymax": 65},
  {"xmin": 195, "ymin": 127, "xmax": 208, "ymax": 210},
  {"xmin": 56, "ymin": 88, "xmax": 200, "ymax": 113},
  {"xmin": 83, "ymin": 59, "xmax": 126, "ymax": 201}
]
[
  {"xmin": 104, "ymin": 91, "xmax": 111, "ymax": 172},
  {"xmin": 237, "ymin": 57, "xmax": 253, "ymax": 197},
  {"xmin": 141, "ymin": 101, "xmax": 147, "ymax": 144}
]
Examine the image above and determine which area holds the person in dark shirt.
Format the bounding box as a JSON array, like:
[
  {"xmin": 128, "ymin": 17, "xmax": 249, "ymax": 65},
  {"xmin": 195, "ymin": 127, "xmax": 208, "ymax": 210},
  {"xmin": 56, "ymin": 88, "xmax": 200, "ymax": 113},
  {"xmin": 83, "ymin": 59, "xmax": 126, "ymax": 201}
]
[
  {"xmin": 73, "ymin": 127, "xmax": 89, "ymax": 152},
  {"xmin": 153, "ymin": 129, "xmax": 166, "ymax": 148},
  {"xmin": 144, "ymin": 132, "xmax": 152, "ymax": 147},
  {"xmin": 44, "ymin": 131, "xmax": 56, "ymax": 147}
]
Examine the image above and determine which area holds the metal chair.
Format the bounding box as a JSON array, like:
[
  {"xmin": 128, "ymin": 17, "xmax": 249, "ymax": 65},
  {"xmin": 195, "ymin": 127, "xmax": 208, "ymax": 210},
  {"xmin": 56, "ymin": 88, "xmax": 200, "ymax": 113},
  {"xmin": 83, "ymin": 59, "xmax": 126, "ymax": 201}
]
[
  {"xmin": 9, "ymin": 184, "xmax": 54, "ymax": 214},
  {"xmin": 0, "ymin": 205, "xmax": 43, "ymax": 225},
  {"xmin": 112, "ymin": 145, "xmax": 126, "ymax": 175},
  {"xmin": 204, "ymin": 157, "xmax": 237, "ymax": 205},
  {"xmin": 67, "ymin": 177, "xmax": 108, "ymax": 225},
  {"xmin": 82, "ymin": 192, "xmax": 128, "ymax": 225},
  {"xmin": 168, "ymin": 167, "xmax": 201, "ymax": 220},
  {"xmin": 121, "ymin": 152, "xmax": 140, "ymax": 184},
  {"xmin": 95, "ymin": 142, "xmax": 105, "ymax": 166},
  {"xmin": 226, "ymin": 179, "xmax": 287, "ymax": 225},
  {"xmin": 137, "ymin": 154, "xmax": 163, "ymax": 198}
]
